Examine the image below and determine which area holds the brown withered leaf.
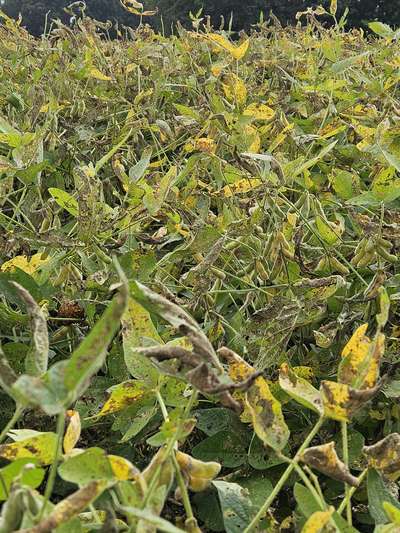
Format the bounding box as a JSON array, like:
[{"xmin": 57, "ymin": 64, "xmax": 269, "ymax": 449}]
[
  {"xmin": 301, "ymin": 442, "xmax": 359, "ymax": 487},
  {"xmin": 363, "ymin": 433, "xmax": 400, "ymax": 481}
]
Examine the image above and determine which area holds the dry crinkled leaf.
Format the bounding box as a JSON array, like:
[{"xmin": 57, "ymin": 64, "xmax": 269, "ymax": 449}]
[
  {"xmin": 363, "ymin": 433, "xmax": 400, "ymax": 481},
  {"xmin": 63, "ymin": 410, "xmax": 81, "ymax": 455},
  {"xmin": 301, "ymin": 507, "xmax": 334, "ymax": 533},
  {"xmin": 301, "ymin": 442, "xmax": 359, "ymax": 487},
  {"xmin": 338, "ymin": 324, "xmax": 385, "ymax": 390},
  {"xmin": 194, "ymin": 137, "xmax": 217, "ymax": 154},
  {"xmin": 206, "ymin": 33, "xmax": 249, "ymax": 60},
  {"xmin": 93, "ymin": 380, "xmax": 148, "ymax": 418},
  {"xmin": 279, "ymin": 363, "xmax": 323, "ymax": 414},
  {"xmin": 24, "ymin": 480, "xmax": 107, "ymax": 533},
  {"xmin": 320, "ymin": 380, "xmax": 381, "ymax": 421},
  {"xmin": 175, "ymin": 451, "xmax": 221, "ymax": 492},
  {"xmin": 244, "ymin": 103, "xmax": 275, "ymax": 121},
  {"xmin": 222, "ymin": 73, "xmax": 247, "ymax": 105},
  {"xmin": 0, "ymin": 432, "xmax": 57, "ymax": 465}
]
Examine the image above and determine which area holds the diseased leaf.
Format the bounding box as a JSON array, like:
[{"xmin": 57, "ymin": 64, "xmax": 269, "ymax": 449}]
[
  {"xmin": 0, "ymin": 432, "xmax": 57, "ymax": 465},
  {"xmin": 363, "ymin": 433, "xmax": 400, "ymax": 481},
  {"xmin": 63, "ymin": 410, "xmax": 81, "ymax": 455},
  {"xmin": 93, "ymin": 379, "xmax": 149, "ymax": 418},
  {"xmin": 206, "ymin": 34, "xmax": 250, "ymax": 60},
  {"xmin": 58, "ymin": 448, "xmax": 115, "ymax": 486},
  {"xmin": 48, "ymin": 188, "xmax": 78, "ymax": 217},
  {"xmin": 301, "ymin": 442, "xmax": 359, "ymax": 487},
  {"xmin": 108, "ymin": 455, "xmax": 140, "ymax": 481},
  {"xmin": 300, "ymin": 507, "xmax": 334, "ymax": 533},
  {"xmin": 213, "ymin": 481, "xmax": 253, "ymax": 533},
  {"xmin": 367, "ymin": 468, "xmax": 400, "ymax": 524},
  {"xmin": 279, "ymin": 363, "xmax": 323, "ymax": 414}
]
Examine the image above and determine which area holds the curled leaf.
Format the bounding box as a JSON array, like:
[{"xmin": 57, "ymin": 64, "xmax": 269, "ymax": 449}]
[
  {"xmin": 320, "ymin": 380, "xmax": 382, "ymax": 421},
  {"xmin": 63, "ymin": 410, "xmax": 81, "ymax": 455},
  {"xmin": 363, "ymin": 433, "xmax": 400, "ymax": 481},
  {"xmin": 301, "ymin": 442, "xmax": 359, "ymax": 487},
  {"xmin": 176, "ymin": 451, "xmax": 221, "ymax": 492},
  {"xmin": 206, "ymin": 33, "xmax": 249, "ymax": 60}
]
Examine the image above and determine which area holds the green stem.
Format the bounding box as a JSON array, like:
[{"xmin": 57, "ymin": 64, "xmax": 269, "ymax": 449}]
[
  {"xmin": 38, "ymin": 412, "xmax": 65, "ymax": 521},
  {"xmin": 291, "ymin": 461, "xmax": 326, "ymax": 510},
  {"xmin": 337, "ymin": 469, "xmax": 368, "ymax": 516},
  {"xmin": 243, "ymin": 417, "xmax": 325, "ymax": 533},
  {"xmin": 0, "ymin": 404, "xmax": 24, "ymax": 444},
  {"xmin": 341, "ymin": 421, "xmax": 352, "ymax": 525}
]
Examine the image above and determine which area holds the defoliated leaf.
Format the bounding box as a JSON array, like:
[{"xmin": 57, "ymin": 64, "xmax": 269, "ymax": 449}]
[
  {"xmin": 206, "ymin": 34, "xmax": 250, "ymax": 60},
  {"xmin": 48, "ymin": 188, "xmax": 78, "ymax": 217},
  {"xmin": 28, "ymin": 481, "xmax": 107, "ymax": 532},
  {"xmin": 279, "ymin": 363, "xmax": 323, "ymax": 414},
  {"xmin": 64, "ymin": 282, "xmax": 128, "ymax": 400},
  {"xmin": 363, "ymin": 433, "xmax": 400, "ymax": 481},
  {"xmin": 338, "ymin": 324, "xmax": 385, "ymax": 390},
  {"xmin": 213, "ymin": 481, "xmax": 253, "ymax": 533},
  {"xmin": 12, "ymin": 283, "xmax": 49, "ymax": 376},
  {"xmin": 122, "ymin": 297, "xmax": 160, "ymax": 385},
  {"xmin": 63, "ymin": 410, "xmax": 81, "ymax": 455},
  {"xmin": 0, "ymin": 432, "xmax": 57, "ymax": 465},
  {"xmin": 301, "ymin": 507, "xmax": 334, "ymax": 533},
  {"xmin": 93, "ymin": 380, "xmax": 149, "ymax": 418},
  {"xmin": 300, "ymin": 442, "xmax": 359, "ymax": 487},
  {"xmin": 58, "ymin": 448, "xmax": 115, "ymax": 485}
]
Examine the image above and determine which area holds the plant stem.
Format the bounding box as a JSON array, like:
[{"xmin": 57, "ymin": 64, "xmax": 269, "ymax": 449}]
[
  {"xmin": 38, "ymin": 412, "xmax": 65, "ymax": 521},
  {"xmin": 291, "ymin": 461, "xmax": 326, "ymax": 510},
  {"xmin": 243, "ymin": 417, "xmax": 324, "ymax": 533},
  {"xmin": 337, "ymin": 468, "xmax": 368, "ymax": 516},
  {"xmin": 0, "ymin": 404, "xmax": 24, "ymax": 444},
  {"xmin": 341, "ymin": 420, "xmax": 352, "ymax": 525}
]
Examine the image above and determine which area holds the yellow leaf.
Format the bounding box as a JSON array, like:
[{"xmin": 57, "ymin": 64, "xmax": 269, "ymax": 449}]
[
  {"xmin": 1, "ymin": 253, "xmax": 49, "ymax": 275},
  {"xmin": 108, "ymin": 455, "xmax": 140, "ymax": 480},
  {"xmin": 88, "ymin": 68, "xmax": 111, "ymax": 81},
  {"xmin": 363, "ymin": 433, "xmax": 400, "ymax": 481},
  {"xmin": 244, "ymin": 103, "xmax": 275, "ymax": 121},
  {"xmin": 222, "ymin": 178, "xmax": 262, "ymax": 198},
  {"xmin": 94, "ymin": 380, "xmax": 148, "ymax": 418},
  {"xmin": 63, "ymin": 410, "xmax": 81, "ymax": 455},
  {"xmin": 176, "ymin": 451, "xmax": 221, "ymax": 492},
  {"xmin": 320, "ymin": 380, "xmax": 381, "ymax": 421},
  {"xmin": 194, "ymin": 137, "xmax": 217, "ymax": 154},
  {"xmin": 0, "ymin": 432, "xmax": 58, "ymax": 465},
  {"xmin": 338, "ymin": 324, "xmax": 385, "ymax": 389},
  {"xmin": 330, "ymin": 0, "xmax": 337, "ymax": 16},
  {"xmin": 244, "ymin": 124, "xmax": 261, "ymax": 153},
  {"xmin": 206, "ymin": 33, "xmax": 249, "ymax": 60},
  {"xmin": 222, "ymin": 73, "xmax": 247, "ymax": 105},
  {"xmin": 301, "ymin": 507, "xmax": 334, "ymax": 533}
]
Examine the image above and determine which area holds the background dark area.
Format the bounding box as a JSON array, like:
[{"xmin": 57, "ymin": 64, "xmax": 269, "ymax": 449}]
[{"xmin": 1, "ymin": 0, "xmax": 400, "ymax": 36}]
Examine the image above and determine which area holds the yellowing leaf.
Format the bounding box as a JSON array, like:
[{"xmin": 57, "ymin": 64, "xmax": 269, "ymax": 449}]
[
  {"xmin": 301, "ymin": 507, "xmax": 334, "ymax": 533},
  {"xmin": 176, "ymin": 451, "xmax": 221, "ymax": 492},
  {"xmin": 206, "ymin": 33, "xmax": 250, "ymax": 60},
  {"xmin": 0, "ymin": 432, "xmax": 57, "ymax": 465},
  {"xmin": 279, "ymin": 363, "xmax": 323, "ymax": 414},
  {"xmin": 244, "ymin": 124, "xmax": 261, "ymax": 153},
  {"xmin": 1, "ymin": 253, "xmax": 49, "ymax": 275},
  {"xmin": 108, "ymin": 455, "xmax": 140, "ymax": 480},
  {"xmin": 363, "ymin": 433, "xmax": 400, "ymax": 481},
  {"xmin": 88, "ymin": 68, "xmax": 112, "ymax": 81},
  {"xmin": 94, "ymin": 380, "xmax": 148, "ymax": 418},
  {"xmin": 320, "ymin": 380, "xmax": 381, "ymax": 421},
  {"xmin": 244, "ymin": 103, "xmax": 275, "ymax": 121},
  {"xmin": 63, "ymin": 410, "xmax": 81, "ymax": 455},
  {"xmin": 222, "ymin": 178, "xmax": 262, "ymax": 198},
  {"xmin": 222, "ymin": 74, "xmax": 247, "ymax": 105},
  {"xmin": 194, "ymin": 137, "xmax": 217, "ymax": 154},
  {"xmin": 338, "ymin": 324, "xmax": 385, "ymax": 390}
]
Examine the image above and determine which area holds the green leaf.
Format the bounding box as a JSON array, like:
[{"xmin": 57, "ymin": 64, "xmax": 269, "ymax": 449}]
[
  {"xmin": 367, "ymin": 469, "xmax": 400, "ymax": 524},
  {"xmin": 371, "ymin": 167, "xmax": 400, "ymax": 203},
  {"xmin": 213, "ymin": 481, "xmax": 253, "ymax": 533},
  {"xmin": 129, "ymin": 147, "xmax": 152, "ymax": 182},
  {"xmin": 294, "ymin": 483, "xmax": 322, "ymax": 518},
  {"xmin": 368, "ymin": 22, "xmax": 394, "ymax": 38},
  {"xmin": 118, "ymin": 506, "xmax": 186, "ymax": 533},
  {"xmin": 0, "ymin": 459, "xmax": 44, "ymax": 501},
  {"xmin": 64, "ymin": 282, "xmax": 128, "ymax": 401},
  {"xmin": 58, "ymin": 448, "xmax": 115, "ymax": 486},
  {"xmin": 192, "ymin": 430, "xmax": 247, "ymax": 468},
  {"xmin": 48, "ymin": 188, "xmax": 78, "ymax": 217},
  {"xmin": 279, "ymin": 364, "xmax": 323, "ymax": 414}
]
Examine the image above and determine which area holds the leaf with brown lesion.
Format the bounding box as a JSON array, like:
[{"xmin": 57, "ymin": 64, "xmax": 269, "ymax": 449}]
[
  {"xmin": 300, "ymin": 442, "xmax": 359, "ymax": 487},
  {"xmin": 363, "ymin": 433, "xmax": 400, "ymax": 481}
]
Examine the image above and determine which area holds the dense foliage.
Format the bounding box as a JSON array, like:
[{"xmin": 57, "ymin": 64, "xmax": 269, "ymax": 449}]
[
  {"xmin": 0, "ymin": 4, "xmax": 400, "ymax": 532},
  {"xmin": 2, "ymin": 0, "xmax": 400, "ymax": 36}
]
